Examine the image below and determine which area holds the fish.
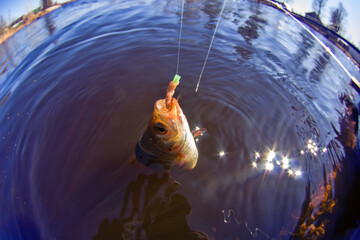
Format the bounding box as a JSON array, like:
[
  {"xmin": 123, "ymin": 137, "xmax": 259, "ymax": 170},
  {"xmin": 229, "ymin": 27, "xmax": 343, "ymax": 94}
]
[{"xmin": 135, "ymin": 77, "xmax": 205, "ymax": 171}]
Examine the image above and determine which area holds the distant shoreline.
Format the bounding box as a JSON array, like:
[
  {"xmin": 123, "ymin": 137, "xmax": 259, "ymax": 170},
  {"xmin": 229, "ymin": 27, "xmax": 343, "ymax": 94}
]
[
  {"xmin": 255, "ymin": 0, "xmax": 360, "ymax": 70},
  {"xmin": 0, "ymin": 1, "xmax": 75, "ymax": 46},
  {"xmin": 1, "ymin": 0, "xmax": 359, "ymax": 71}
]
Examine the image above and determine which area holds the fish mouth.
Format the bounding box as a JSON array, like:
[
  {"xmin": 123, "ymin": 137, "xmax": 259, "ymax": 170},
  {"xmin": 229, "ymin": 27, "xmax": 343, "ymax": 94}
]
[
  {"xmin": 135, "ymin": 139, "xmax": 174, "ymax": 171},
  {"xmin": 154, "ymin": 98, "xmax": 182, "ymax": 123}
]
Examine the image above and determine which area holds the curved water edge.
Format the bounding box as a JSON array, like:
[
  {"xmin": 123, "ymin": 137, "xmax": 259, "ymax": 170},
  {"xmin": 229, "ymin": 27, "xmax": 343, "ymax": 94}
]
[{"xmin": 0, "ymin": 0, "xmax": 359, "ymax": 239}]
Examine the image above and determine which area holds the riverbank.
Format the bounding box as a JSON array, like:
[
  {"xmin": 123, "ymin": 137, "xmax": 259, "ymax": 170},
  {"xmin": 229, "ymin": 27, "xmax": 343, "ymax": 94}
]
[
  {"xmin": 0, "ymin": 1, "xmax": 75, "ymax": 46},
  {"xmin": 255, "ymin": 0, "xmax": 360, "ymax": 70},
  {"xmin": 1, "ymin": 0, "xmax": 359, "ymax": 72}
]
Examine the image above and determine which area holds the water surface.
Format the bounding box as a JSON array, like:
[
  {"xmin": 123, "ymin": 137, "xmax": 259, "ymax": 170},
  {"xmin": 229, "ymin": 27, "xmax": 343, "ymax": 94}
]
[{"xmin": 0, "ymin": 0, "xmax": 359, "ymax": 239}]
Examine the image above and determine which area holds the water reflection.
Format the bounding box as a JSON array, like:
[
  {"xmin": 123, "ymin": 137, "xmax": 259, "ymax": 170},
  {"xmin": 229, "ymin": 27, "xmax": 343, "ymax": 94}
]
[
  {"xmin": 234, "ymin": 45, "xmax": 253, "ymax": 60},
  {"xmin": 309, "ymin": 52, "xmax": 330, "ymax": 83},
  {"xmin": 183, "ymin": 0, "xmax": 202, "ymax": 26},
  {"xmin": 290, "ymin": 95, "xmax": 359, "ymax": 239},
  {"xmin": 237, "ymin": 3, "xmax": 266, "ymax": 45},
  {"xmin": 294, "ymin": 29, "xmax": 315, "ymax": 64},
  {"xmin": 0, "ymin": 91, "xmax": 11, "ymax": 106},
  {"xmin": 0, "ymin": 0, "xmax": 359, "ymax": 239},
  {"xmin": 324, "ymin": 96, "xmax": 359, "ymax": 238},
  {"xmin": 335, "ymin": 95, "xmax": 359, "ymax": 149},
  {"xmin": 290, "ymin": 173, "xmax": 336, "ymax": 239},
  {"xmin": 0, "ymin": 40, "xmax": 16, "ymax": 78},
  {"xmin": 202, "ymin": 0, "xmax": 222, "ymax": 30},
  {"xmin": 44, "ymin": 14, "xmax": 55, "ymax": 36},
  {"xmin": 93, "ymin": 171, "xmax": 209, "ymax": 240},
  {"xmin": 330, "ymin": 150, "xmax": 360, "ymax": 238}
]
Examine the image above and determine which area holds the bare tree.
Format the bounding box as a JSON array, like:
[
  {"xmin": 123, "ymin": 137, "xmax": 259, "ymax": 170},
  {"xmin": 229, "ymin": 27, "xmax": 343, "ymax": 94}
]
[
  {"xmin": 41, "ymin": 0, "xmax": 53, "ymax": 9},
  {"xmin": 8, "ymin": 9, "xmax": 12, "ymax": 25},
  {"xmin": 329, "ymin": 2, "xmax": 347, "ymax": 33},
  {"xmin": 312, "ymin": 0, "xmax": 328, "ymax": 17}
]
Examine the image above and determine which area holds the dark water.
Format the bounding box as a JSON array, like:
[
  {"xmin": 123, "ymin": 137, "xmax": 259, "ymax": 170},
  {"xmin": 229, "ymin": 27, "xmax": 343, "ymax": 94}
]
[{"xmin": 1, "ymin": 0, "xmax": 360, "ymax": 239}]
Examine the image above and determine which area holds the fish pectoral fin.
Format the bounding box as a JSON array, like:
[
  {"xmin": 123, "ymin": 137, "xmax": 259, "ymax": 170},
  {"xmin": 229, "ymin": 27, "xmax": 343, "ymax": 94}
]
[
  {"xmin": 177, "ymin": 152, "xmax": 186, "ymax": 168},
  {"xmin": 177, "ymin": 152, "xmax": 186, "ymax": 161},
  {"xmin": 191, "ymin": 128, "xmax": 207, "ymax": 139}
]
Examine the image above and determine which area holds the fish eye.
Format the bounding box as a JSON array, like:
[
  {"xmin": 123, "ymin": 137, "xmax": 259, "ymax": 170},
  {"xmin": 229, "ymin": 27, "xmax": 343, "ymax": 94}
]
[{"xmin": 154, "ymin": 122, "xmax": 168, "ymax": 134}]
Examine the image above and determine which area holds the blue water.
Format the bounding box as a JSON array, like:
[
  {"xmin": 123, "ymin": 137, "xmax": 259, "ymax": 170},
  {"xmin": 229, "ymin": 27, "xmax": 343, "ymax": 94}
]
[{"xmin": 0, "ymin": 0, "xmax": 359, "ymax": 239}]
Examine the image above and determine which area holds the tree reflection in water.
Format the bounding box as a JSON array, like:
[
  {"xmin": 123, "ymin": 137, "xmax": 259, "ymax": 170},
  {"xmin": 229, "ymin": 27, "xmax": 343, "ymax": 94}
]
[
  {"xmin": 289, "ymin": 95, "xmax": 359, "ymax": 239},
  {"xmin": 237, "ymin": 3, "xmax": 266, "ymax": 45},
  {"xmin": 289, "ymin": 173, "xmax": 336, "ymax": 239},
  {"xmin": 93, "ymin": 172, "xmax": 209, "ymax": 240}
]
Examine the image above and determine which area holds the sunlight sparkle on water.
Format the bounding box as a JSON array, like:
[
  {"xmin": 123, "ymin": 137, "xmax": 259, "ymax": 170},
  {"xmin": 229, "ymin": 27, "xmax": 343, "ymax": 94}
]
[
  {"xmin": 267, "ymin": 151, "xmax": 275, "ymax": 162},
  {"xmin": 282, "ymin": 157, "xmax": 289, "ymax": 169},
  {"xmin": 249, "ymin": 148, "xmax": 304, "ymax": 179},
  {"xmin": 249, "ymin": 137, "xmax": 329, "ymax": 179},
  {"xmin": 295, "ymin": 170, "xmax": 302, "ymax": 177},
  {"xmin": 324, "ymin": 46, "xmax": 332, "ymax": 54},
  {"xmin": 306, "ymin": 138, "xmax": 323, "ymax": 156},
  {"xmin": 265, "ymin": 162, "xmax": 274, "ymax": 171},
  {"xmin": 219, "ymin": 151, "xmax": 225, "ymax": 157}
]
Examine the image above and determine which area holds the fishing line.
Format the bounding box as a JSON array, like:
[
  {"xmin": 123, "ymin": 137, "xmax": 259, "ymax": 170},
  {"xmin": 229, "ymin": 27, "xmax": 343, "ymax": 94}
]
[
  {"xmin": 176, "ymin": 0, "xmax": 185, "ymax": 75},
  {"xmin": 273, "ymin": 2, "xmax": 360, "ymax": 89},
  {"xmin": 195, "ymin": 0, "xmax": 227, "ymax": 93}
]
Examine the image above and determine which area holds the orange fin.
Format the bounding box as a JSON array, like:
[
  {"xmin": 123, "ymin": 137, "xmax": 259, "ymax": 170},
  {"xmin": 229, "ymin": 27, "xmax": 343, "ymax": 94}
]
[
  {"xmin": 177, "ymin": 152, "xmax": 186, "ymax": 159},
  {"xmin": 191, "ymin": 128, "xmax": 207, "ymax": 138}
]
